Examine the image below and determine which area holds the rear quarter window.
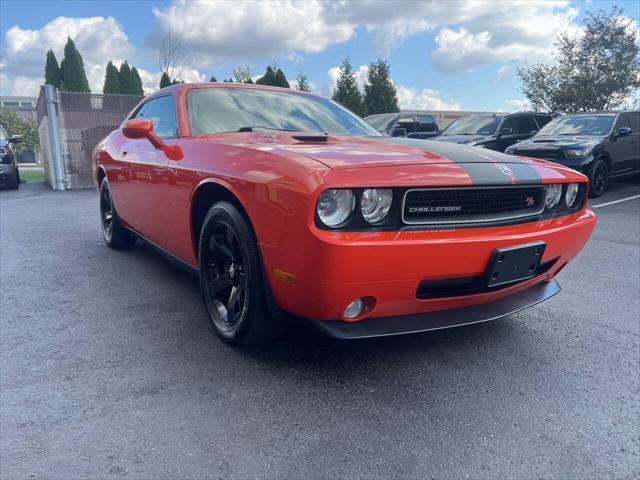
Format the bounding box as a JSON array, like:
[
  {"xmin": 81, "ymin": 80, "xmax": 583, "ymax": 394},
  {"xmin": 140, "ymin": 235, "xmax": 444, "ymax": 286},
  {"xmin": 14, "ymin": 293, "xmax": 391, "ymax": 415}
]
[{"xmin": 628, "ymin": 112, "xmax": 640, "ymax": 132}]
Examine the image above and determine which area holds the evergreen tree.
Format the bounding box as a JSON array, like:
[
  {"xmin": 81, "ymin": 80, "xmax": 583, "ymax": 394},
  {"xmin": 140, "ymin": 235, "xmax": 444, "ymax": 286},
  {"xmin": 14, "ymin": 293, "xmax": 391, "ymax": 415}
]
[
  {"xmin": 224, "ymin": 78, "xmax": 234, "ymax": 83},
  {"xmin": 118, "ymin": 61, "xmax": 135, "ymax": 94},
  {"xmin": 364, "ymin": 58, "xmax": 399, "ymax": 115},
  {"xmin": 274, "ymin": 68, "xmax": 290, "ymax": 88},
  {"xmin": 295, "ymin": 71, "xmax": 311, "ymax": 92},
  {"xmin": 332, "ymin": 57, "xmax": 366, "ymax": 117},
  {"xmin": 131, "ymin": 67, "xmax": 144, "ymax": 95},
  {"xmin": 209, "ymin": 76, "xmax": 218, "ymax": 82},
  {"xmin": 160, "ymin": 72, "xmax": 172, "ymax": 88},
  {"xmin": 59, "ymin": 37, "xmax": 90, "ymax": 92},
  {"xmin": 102, "ymin": 61, "xmax": 121, "ymax": 94},
  {"xmin": 44, "ymin": 49, "xmax": 62, "ymax": 88},
  {"xmin": 255, "ymin": 66, "xmax": 277, "ymax": 86}
]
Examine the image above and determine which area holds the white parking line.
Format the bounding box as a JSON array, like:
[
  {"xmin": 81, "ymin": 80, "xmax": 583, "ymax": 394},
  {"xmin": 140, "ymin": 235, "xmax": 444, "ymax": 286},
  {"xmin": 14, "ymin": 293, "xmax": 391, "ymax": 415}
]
[{"xmin": 591, "ymin": 194, "xmax": 640, "ymax": 209}]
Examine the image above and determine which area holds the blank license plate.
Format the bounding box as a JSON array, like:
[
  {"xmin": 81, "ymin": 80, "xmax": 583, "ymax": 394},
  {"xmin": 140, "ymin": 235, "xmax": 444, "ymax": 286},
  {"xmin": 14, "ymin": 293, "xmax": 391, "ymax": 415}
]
[{"xmin": 486, "ymin": 241, "xmax": 546, "ymax": 288}]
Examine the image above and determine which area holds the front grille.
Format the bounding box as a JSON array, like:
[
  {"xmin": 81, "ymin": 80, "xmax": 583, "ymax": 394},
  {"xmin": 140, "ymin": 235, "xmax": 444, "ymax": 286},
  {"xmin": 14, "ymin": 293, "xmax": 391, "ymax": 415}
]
[
  {"xmin": 516, "ymin": 149, "xmax": 565, "ymax": 160},
  {"xmin": 402, "ymin": 186, "xmax": 546, "ymax": 225}
]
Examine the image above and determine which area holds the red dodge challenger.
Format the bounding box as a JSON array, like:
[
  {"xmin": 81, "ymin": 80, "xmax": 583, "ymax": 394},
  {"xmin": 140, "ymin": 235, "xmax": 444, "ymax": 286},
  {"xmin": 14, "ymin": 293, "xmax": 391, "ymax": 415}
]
[{"xmin": 93, "ymin": 83, "xmax": 596, "ymax": 345}]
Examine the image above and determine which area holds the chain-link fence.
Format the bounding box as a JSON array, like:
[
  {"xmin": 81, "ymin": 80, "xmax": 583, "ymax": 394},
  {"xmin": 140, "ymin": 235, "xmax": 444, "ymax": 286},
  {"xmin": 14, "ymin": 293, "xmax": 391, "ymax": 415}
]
[{"xmin": 36, "ymin": 87, "xmax": 143, "ymax": 190}]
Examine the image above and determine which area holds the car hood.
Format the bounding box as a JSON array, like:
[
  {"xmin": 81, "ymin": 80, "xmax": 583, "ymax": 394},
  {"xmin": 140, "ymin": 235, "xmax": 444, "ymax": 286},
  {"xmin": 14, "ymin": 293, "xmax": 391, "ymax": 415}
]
[
  {"xmin": 433, "ymin": 134, "xmax": 490, "ymax": 144},
  {"xmin": 236, "ymin": 134, "xmax": 523, "ymax": 169},
  {"xmin": 514, "ymin": 135, "xmax": 605, "ymax": 149}
]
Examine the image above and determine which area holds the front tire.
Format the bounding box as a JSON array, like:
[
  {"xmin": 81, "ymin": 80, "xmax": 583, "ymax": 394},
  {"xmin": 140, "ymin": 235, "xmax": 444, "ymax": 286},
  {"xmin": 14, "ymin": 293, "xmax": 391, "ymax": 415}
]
[
  {"xmin": 588, "ymin": 157, "xmax": 609, "ymax": 198},
  {"xmin": 99, "ymin": 177, "xmax": 136, "ymax": 249},
  {"xmin": 5, "ymin": 172, "xmax": 19, "ymax": 190},
  {"xmin": 199, "ymin": 201, "xmax": 286, "ymax": 345}
]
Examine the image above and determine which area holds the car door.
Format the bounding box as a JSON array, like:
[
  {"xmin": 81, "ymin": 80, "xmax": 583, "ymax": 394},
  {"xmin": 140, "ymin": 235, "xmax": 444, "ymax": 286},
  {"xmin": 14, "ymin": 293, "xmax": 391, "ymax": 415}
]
[
  {"xmin": 626, "ymin": 112, "xmax": 640, "ymax": 172},
  {"xmin": 609, "ymin": 113, "xmax": 635, "ymax": 175},
  {"xmin": 515, "ymin": 115, "xmax": 538, "ymax": 141},
  {"xmin": 113, "ymin": 95, "xmax": 177, "ymax": 244}
]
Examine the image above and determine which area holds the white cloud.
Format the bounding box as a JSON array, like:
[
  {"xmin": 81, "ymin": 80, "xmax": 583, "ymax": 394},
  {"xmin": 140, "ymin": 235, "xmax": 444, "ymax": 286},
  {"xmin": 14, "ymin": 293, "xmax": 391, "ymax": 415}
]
[
  {"xmin": 1, "ymin": 16, "xmax": 134, "ymax": 96},
  {"xmin": 151, "ymin": 0, "xmax": 354, "ymax": 68},
  {"xmin": 151, "ymin": 0, "xmax": 585, "ymax": 74},
  {"xmin": 506, "ymin": 99, "xmax": 531, "ymax": 111},
  {"xmin": 490, "ymin": 64, "xmax": 512, "ymax": 83},
  {"xmin": 396, "ymin": 86, "xmax": 462, "ymax": 111}
]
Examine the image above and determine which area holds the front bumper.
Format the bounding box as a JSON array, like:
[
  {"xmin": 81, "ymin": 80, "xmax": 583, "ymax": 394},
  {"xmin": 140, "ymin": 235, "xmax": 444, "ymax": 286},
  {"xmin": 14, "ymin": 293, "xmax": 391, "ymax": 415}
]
[
  {"xmin": 307, "ymin": 279, "xmax": 560, "ymax": 339},
  {"xmin": 261, "ymin": 206, "xmax": 596, "ymax": 327}
]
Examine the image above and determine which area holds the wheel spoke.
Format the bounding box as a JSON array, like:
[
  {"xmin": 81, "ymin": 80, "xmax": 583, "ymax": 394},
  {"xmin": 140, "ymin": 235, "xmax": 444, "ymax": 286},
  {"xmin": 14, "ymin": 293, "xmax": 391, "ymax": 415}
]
[
  {"xmin": 209, "ymin": 234, "xmax": 234, "ymax": 262},
  {"xmin": 209, "ymin": 273, "xmax": 232, "ymax": 295},
  {"xmin": 227, "ymin": 285, "xmax": 242, "ymax": 322}
]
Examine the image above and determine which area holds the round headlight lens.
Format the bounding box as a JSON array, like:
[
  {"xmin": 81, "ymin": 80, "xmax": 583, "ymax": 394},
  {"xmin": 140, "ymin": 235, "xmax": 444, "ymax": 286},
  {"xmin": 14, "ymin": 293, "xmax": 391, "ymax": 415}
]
[
  {"xmin": 565, "ymin": 183, "xmax": 580, "ymax": 208},
  {"xmin": 545, "ymin": 184, "xmax": 563, "ymax": 210},
  {"xmin": 317, "ymin": 189, "xmax": 355, "ymax": 227},
  {"xmin": 360, "ymin": 188, "xmax": 393, "ymax": 224}
]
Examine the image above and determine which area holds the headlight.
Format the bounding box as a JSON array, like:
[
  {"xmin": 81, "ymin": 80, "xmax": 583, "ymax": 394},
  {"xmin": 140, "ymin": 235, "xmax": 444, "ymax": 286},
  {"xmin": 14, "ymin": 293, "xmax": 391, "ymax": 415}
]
[
  {"xmin": 565, "ymin": 148, "xmax": 591, "ymax": 158},
  {"xmin": 360, "ymin": 189, "xmax": 393, "ymax": 224},
  {"xmin": 316, "ymin": 189, "xmax": 355, "ymax": 227},
  {"xmin": 565, "ymin": 183, "xmax": 579, "ymax": 208},
  {"xmin": 504, "ymin": 148, "xmax": 515, "ymax": 155},
  {"xmin": 545, "ymin": 184, "xmax": 562, "ymax": 210}
]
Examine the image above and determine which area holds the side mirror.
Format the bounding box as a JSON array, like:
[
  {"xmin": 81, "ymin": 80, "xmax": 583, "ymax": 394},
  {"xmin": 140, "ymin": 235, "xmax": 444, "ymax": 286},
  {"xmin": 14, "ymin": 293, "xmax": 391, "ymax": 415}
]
[
  {"xmin": 530, "ymin": 130, "xmax": 538, "ymax": 135},
  {"xmin": 616, "ymin": 126, "xmax": 632, "ymax": 137},
  {"xmin": 392, "ymin": 127, "xmax": 407, "ymax": 137},
  {"xmin": 8, "ymin": 135, "xmax": 23, "ymax": 144},
  {"xmin": 498, "ymin": 128, "xmax": 513, "ymax": 137},
  {"xmin": 122, "ymin": 118, "xmax": 153, "ymax": 139},
  {"xmin": 122, "ymin": 118, "xmax": 182, "ymax": 160}
]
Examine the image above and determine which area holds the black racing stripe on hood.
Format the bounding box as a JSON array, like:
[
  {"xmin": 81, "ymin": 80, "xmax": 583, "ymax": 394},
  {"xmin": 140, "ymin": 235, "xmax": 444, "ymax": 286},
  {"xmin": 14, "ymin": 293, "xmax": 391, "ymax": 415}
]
[{"xmin": 380, "ymin": 137, "xmax": 541, "ymax": 185}]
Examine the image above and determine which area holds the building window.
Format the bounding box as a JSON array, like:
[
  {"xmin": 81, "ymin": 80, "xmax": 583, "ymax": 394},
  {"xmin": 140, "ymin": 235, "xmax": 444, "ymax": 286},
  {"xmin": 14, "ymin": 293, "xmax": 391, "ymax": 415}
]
[
  {"xmin": 2, "ymin": 101, "xmax": 19, "ymax": 107},
  {"xmin": 20, "ymin": 102, "xmax": 33, "ymax": 107}
]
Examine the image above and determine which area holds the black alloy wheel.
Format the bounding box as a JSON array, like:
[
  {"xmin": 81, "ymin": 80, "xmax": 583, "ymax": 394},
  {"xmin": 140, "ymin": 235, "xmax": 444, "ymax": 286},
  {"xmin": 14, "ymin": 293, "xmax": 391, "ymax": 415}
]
[
  {"xmin": 100, "ymin": 184, "xmax": 114, "ymax": 242},
  {"xmin": 589, "ymin": 158, "xmax": 609, "ymax": 198},
  {"xmin": 99, "ymin": 177, "xmax": 136, "ymax": 248},
  {"xmin": 199, "ymin": 201, "xmax": 286, "ymax": 345},
  {"xmin": 203, "ymin": 221, "xmax": 249, "ymax": 332}
]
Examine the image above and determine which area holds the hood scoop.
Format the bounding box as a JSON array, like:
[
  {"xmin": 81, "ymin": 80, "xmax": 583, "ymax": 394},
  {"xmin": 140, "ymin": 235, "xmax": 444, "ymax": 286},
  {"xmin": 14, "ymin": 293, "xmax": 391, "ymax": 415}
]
[{"xmin": 291, "ymin": 134, "xmax": 328, "ymax": 143}]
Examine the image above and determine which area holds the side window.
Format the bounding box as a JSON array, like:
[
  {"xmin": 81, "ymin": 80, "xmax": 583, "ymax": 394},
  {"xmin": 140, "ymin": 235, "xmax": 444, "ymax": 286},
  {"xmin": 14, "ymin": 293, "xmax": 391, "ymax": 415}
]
[
  {"xmin": 416, "ymin": 115, "xmax": 437, "ymax": 132},
  {"xmin": 135, "ymin": 96, "xmax": 178, "ymax": 138},
  {"xmin": 534, "ymin": 115, "xmax": 551, "ymax": 129},
  {"xmin": 500, "ymin": 117, "xmax": 515, "ymax": 133},
  {"xmin": 615, "ymin": 114, "xmax": 630, "ymax": 129},
  {"xmin": 395, "ymin": 116, "xmax": 417, "ymax": 134},
  {"xmin": 628, "ymin": 112, "xmax": 640, "ymax": 132},
  {"xmin": 515, "ymin": 116, "xmax": 535, "ymax": 134}
]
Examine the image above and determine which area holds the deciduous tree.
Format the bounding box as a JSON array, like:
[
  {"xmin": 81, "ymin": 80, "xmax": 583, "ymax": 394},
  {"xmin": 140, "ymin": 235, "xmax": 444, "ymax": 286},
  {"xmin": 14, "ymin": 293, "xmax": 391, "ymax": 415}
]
[{"xmin": 517, "ymin": 6, "xmax": 640, "ymax": 113}]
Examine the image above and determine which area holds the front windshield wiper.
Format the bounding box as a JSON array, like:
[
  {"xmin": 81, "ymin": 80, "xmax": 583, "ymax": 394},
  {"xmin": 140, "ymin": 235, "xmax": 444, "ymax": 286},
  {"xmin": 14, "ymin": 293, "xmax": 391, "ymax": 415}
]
[{"xmin": 237, "ymin": 126, "xmax": 296, "ymax": 132}]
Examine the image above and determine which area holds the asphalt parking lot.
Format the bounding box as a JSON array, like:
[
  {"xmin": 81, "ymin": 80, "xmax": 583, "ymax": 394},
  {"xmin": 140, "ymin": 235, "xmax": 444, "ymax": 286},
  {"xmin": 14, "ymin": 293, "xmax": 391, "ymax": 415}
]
[{"xmin": 1, "ymin": 179, "xmax": 639, "ymax": 479}]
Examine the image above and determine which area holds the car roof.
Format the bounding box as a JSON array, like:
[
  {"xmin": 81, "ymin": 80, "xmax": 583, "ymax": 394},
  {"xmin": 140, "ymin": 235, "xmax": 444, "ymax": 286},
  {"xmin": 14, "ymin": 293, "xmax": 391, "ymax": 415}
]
[{"xmin": 155, "ymin": 82, "xmax": 323, "ymax": 100}]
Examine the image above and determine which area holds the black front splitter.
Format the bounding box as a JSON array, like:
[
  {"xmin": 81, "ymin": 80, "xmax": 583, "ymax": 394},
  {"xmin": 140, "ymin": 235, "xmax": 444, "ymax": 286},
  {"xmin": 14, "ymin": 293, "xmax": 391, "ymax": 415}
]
[{"xmin": 306, "ymin": 280, "xmax": 561, "ymax": 340}]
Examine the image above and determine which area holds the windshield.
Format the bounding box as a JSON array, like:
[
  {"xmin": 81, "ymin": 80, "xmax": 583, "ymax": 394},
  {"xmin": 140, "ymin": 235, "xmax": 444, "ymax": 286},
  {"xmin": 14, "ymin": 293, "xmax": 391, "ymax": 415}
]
[
  {"xmin": 536, "ymin": 115, "xmax": 615, "ymax": 136},
  {"xmin": 187, "ymin": 88, "xmax": 380, "ymax": 136},
  {"xmin": 365, "ymin": 115, "xmax": 395, "ymax": 131},
  {"xmin": 442, "ymin": 116, "xmax": 501, "ymax": 136}
]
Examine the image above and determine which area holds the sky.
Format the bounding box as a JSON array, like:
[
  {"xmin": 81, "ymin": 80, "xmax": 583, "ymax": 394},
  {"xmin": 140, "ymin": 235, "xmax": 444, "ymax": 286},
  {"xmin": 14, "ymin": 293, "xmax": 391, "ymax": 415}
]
[{"xmin": 1, "ymin": 0, "xmax": 638, "ymax": 112}]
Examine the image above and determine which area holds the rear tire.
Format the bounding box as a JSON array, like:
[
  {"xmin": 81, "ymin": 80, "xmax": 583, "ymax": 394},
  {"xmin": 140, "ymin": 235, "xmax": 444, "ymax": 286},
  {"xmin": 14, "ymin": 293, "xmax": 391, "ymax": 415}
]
[
  {"xmin": 6, "ymin": 172, "xmax": 19, "ymax": 190},
  {"xmin": 198, "ymin": 201, "xmax": 286, "ymax": 345},
  {"xmin": 99, "ymin": 177, "xmax": 136, "ymax": 249},
  {"xmin": 588, "ymin": 157, "xmax": 609, "ymax": 198}
]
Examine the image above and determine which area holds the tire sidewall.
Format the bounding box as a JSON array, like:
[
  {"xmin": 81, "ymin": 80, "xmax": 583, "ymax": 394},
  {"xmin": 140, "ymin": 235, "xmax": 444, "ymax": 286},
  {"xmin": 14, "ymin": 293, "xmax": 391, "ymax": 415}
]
[
  {"xmin": 99, "ymin": 177, "xmax": 113, "ymax": 244},
  {"xmin": 199, "ymin": 202, "xmax": 263, "ymax": 343}
]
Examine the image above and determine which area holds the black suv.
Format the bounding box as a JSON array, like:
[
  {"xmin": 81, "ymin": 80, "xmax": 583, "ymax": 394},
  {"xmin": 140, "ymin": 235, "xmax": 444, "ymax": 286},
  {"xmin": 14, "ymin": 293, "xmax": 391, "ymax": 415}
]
[
  {"xmin": 434, "ymin": 112, "xmax": 552, "ymax": 152},
  {"xmin": 0, "ymin": 124, "xmax": 23, "ymax": 190},
  {"xmin": 365, "ymin": 112, "xmax": 440, "ymax": 139},
  {"xmin": 505, "ymin": 111, "xmax": 640, "ymax": 197}
]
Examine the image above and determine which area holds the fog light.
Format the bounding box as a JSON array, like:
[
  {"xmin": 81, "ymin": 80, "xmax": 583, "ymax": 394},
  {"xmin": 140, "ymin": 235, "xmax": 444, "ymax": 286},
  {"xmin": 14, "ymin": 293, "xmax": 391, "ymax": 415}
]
[{"xmin": 344, "ymin": 298, "xmax": 364, "ymax": 319}]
